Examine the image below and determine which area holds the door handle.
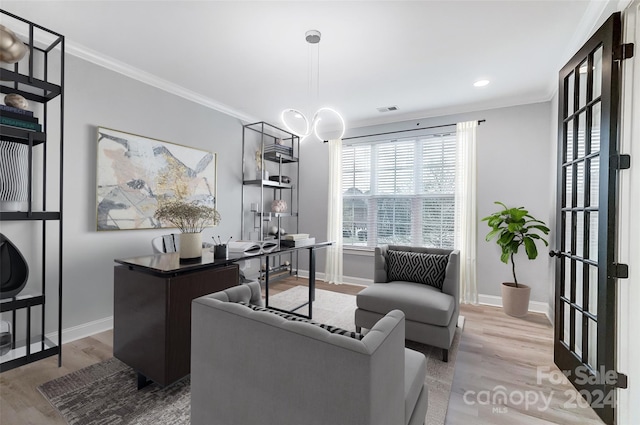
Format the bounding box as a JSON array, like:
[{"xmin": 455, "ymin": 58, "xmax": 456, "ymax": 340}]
[{"xmin": 549, "ymin": 250, "xmax": 562, "ymax": 258}]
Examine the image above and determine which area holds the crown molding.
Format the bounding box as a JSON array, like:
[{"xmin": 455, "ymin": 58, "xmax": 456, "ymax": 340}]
[
  {"xmin": 65, "ymin": 40, "xmax": 257, "ymax": 124},
  {"xmin": 348, "ymin": 94, "xmax": 554, "ymax": 130}
]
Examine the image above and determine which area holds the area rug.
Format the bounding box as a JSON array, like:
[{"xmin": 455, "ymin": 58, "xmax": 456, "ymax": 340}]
[{"xmin": 39, "ymin": 286, "xmax": 461, "ymax": 425}]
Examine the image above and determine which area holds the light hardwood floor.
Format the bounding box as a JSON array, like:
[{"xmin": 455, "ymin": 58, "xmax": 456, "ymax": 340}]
[{"xmin": 0, "ymin": 279, "xmax": 604, "ymax": 425}]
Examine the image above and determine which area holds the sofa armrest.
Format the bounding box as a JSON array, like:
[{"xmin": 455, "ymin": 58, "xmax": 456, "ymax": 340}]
[
  {"xmin": 441, "ymin": 250, "xmax": 460, "ymax": 310},
  {"xmin": 374, "ymin": 244, "xmax": 389, "ymax": 283}
]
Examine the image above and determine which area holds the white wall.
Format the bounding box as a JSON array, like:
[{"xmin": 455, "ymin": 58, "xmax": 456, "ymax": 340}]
[
  {"xmin": 617, "ymin": 1, "xmax": 639, "ymax": 423},
  {"xmin": 1, "ymin": 53, "xmax": 245, "ymax": 337},
  {"xmin": 299, "ymin": 101, "xmax": 554, "ymax": 303}
]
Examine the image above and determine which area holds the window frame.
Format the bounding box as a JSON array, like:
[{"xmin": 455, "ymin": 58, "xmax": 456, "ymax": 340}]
[{"xmin": 342, "ymin": 132, "xmax": 457, "ymax": 249}]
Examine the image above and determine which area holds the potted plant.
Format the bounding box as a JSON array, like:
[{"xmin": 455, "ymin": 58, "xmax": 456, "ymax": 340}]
[
  {"xmin": 154, "ymin": 200, "xmax": 221, "ymax": 260},
  {"xmin": 481, "ymin": 201, "xmax": 550, "ymax": 317}
]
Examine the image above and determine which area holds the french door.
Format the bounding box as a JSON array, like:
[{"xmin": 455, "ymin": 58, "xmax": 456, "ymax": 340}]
[{"xmin": 553, "ymin": 11, "xmax": 631, "ymax": 425}]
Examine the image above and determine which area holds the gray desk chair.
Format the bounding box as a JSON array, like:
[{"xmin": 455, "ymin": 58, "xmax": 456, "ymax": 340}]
[
  {"xmin": 151, "ymin": 234, "xmax": 179, "ymax": 254},
  {"xmin": 355, "ymin": 245, "xmax": 460, "ymax": 362}
]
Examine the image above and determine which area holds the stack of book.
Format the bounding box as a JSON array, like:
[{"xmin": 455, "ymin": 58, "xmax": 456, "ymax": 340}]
[
  {"xmin": 0, "ymin": 105, "xmax": 41, "ymax": 132},
  {"xmin": 264, "ymin": 143, "xmax": 293, "ymax": 158},
  {"xmin": 280, "ymin": 234, "xmax": 315, "ymax": 248}
]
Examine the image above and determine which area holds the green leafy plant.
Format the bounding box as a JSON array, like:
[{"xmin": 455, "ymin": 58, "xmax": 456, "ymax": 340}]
[
  {"xmin": 154, "ymin": 200, "xmax": 220, "ymax": 233},
  {"xmin": 481, "ymin": 201, "xmax": 550, "ymax": 287}
]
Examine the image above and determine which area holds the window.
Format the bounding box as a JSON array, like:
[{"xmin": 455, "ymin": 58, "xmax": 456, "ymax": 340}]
[{"xmin": 342, "ymin": 133, "xmax": 456, "ymax": 248}]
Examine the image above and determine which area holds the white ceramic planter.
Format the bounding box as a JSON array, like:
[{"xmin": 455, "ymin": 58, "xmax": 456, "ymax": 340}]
[
  {"xmin": 501, "ymin": 282, "xmax": 531, "ymax": 317},
  {"xmin": 179, "ymin": 232, "xmax": 202, "ymax": 260}
]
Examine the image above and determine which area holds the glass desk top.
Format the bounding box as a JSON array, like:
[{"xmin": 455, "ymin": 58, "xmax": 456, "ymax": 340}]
[{"xmin": 114, "ymin": 241, "xmax": 332, "ymax": 275}]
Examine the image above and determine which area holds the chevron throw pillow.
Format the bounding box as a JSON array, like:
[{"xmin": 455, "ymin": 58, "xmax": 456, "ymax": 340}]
[
  {"xmin": 386, "ymin": 250, "xmax": 448, "ymax": 289},
  {"xmin": 236, "ymin": 301, "xmax": 364, "ymax": 340}
]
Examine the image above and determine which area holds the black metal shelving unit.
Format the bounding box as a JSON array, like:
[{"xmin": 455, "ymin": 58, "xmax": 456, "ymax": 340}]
[
  {"xmin": 0, "ymin": 10, "xmax": 64, "ymax": 372},
  {"xmin": 241, "ymin": 122, "xmax": 300, "ymax": 284}
]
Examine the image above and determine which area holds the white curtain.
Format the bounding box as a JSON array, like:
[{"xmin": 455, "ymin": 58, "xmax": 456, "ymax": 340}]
[
  {"xmin": 455, "ymin": 121, "xmax": 478, "ymax": 304},
  {"xmin": 325, "ymin": 138, "xmax": 343, "ymax": 284}
]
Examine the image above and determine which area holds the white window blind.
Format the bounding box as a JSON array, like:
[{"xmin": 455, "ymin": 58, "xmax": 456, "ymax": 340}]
[{"xmin": 342, "ymin": 133, "xmax": 456, "ymax": 248}]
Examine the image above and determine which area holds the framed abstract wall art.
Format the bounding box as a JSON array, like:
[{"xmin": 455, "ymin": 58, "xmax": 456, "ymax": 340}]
[{"xmin": 96, "ymin": 127, "xmax": 217, "ymax": 231}]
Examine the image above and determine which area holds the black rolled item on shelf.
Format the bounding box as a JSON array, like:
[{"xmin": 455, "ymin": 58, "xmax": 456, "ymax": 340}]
[
  {"xmin": 269, "ymin": 175, "xmax": 291, "ymax": 184},
  {"xmin": 0, "ymin": 233, "xmax": 29, "ymax": 299}
]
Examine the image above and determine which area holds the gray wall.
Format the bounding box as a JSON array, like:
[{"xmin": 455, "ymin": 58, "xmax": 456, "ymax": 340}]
[
  {"xmin": 1, "ymin": 53, "xmax": 245, "ymax": 335},
  {"xmin": 0, "ymin": 53, "xmax": 555, "ymax": 335},
  {"xmin": 298, "ymin": 101, "xmax": 554, "ymax": 303}
]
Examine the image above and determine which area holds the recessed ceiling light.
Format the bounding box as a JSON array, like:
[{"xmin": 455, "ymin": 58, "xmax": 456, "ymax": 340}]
[{"xmin": 474, "ymin": 80, "xmax": 490, "ymax": 87}]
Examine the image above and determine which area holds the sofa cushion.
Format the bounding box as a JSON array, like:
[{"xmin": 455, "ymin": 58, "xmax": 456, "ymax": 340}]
[
  {"xmin": 238, "ymin": 301, "xmax": 364, "ymax": 340},
  {"xmin": 404, "ymin": 348, "xmax": 427, "ymax": 424},
  {"xmin": 387, "ymin": 250, "xmax": 448, "ymax": 289},
  {"xmin": 356, "ymin": 281, "xmax": 454, "ymax": 326}
]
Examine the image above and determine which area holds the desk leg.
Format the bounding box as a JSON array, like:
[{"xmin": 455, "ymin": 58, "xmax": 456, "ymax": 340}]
[
  {"xmin": 137, "ymin": 372, "xmax": 152, "ymax": 389},
  {"xmin": 308, "ymin": 247, "xmax": 316, "ymax": 319},
  {"xmin": 265, "ymin": 255, "xmax": 270, "ymax": 307}
]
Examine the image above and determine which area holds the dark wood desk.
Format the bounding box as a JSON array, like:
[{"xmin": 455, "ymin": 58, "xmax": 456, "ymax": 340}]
[
  {"xmin": 113, "ymin": 251, "xmax": 238, "ymax": 388},
  {"xmin": 113, "ymin": 241, "xmax": 332, "ymax": 388}
]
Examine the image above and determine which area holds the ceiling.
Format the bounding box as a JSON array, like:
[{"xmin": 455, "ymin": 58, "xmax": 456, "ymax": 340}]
[{"xmin": 2, "ymin": 1, "xmax": 611, "ymax": 129}]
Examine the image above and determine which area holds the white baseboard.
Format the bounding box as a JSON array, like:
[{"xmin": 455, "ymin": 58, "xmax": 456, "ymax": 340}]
[
  {"xmin": 478, "ymin": 294, "xmax": 552, "ymax": 324},
  {"xmin": 46, "ymin": 316, "xmax": 113, "ymax": 346},
  {"xmin": 48, "ymin": 285, "xmax": 551, "ymax": 346}
]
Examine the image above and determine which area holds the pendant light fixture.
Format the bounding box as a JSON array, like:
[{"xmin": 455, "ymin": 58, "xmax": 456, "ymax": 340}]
[{"xmin": 281, "ymin": 30, "xmax": 346, "ymax": 141}]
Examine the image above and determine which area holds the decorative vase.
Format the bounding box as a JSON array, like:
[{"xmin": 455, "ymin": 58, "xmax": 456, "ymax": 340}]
[
  {"xmin": 179, "ymin": 232, "xmax": 202, "ymax": 260},
  {"xmin": 501, "ymin": 282, "xmax": 531, "ymax": 317},
  {"xmin": 271, "ymin": 199, "xmax": 287, "ymax": 213},
  {"xmin": 0, "ymin": 25, "xmax": 28, "ymax": 64},
  {"xmin": 0, "ymin": 233, "xmax": 29, "ymax": 299},
  {"xmin": 0, "ymin": 141, "xmax": 29, "ymax": 211}
]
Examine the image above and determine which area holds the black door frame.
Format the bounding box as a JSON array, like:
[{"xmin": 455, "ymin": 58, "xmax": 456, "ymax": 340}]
[{"xmin": 554, "ymin": 11, "xmax": 629, "ymax": 425}]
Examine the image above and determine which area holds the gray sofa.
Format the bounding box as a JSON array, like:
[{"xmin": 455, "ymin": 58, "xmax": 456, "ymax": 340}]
[
  {"xmin": 191, "ymin": 282, "xmax": 428, "ymax": 425},
  {"xmin": 355, "ymin": 245, "xmax": 459, "ymax": 362}
]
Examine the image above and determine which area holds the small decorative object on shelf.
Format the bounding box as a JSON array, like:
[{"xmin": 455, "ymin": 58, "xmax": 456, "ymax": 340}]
[
  {"xmin": 255, "ymin": 149, "xmax": 263, "ymax": 177},
  {"xmin": 271, "ymin": 199, "xmax": 287, "ymax": 213},
  {"xmin": 154, "ymin": 200, "xmax": 221, "ymax": 261},
  {"xmin": 4, "ymin": 93, "xmax": 29, "ymax": 110},
  {"xmin": 0, "ymin": 141, "xmax": 29, "ymax": 211},
  {"xmin": 0, "ymin": 24, "xmax": 28, "ymax": 64},
  {"xmin": 269, "ymin": 175, "xmax": 291, "ymax": 184},
  {"xmin": 267, "ymin": 226, "xmax": 285, "ymax": 236}
]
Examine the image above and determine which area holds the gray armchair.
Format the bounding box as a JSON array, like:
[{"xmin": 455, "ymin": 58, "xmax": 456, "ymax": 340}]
[{"xmin": 355, "ymin": 245, "xmax": 459, "ymax": 362}]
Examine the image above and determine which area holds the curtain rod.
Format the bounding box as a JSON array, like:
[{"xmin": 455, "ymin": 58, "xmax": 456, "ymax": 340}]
[{"xmin": 323, "ymin": 119, "xmax": 485, "ymax": 142}]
